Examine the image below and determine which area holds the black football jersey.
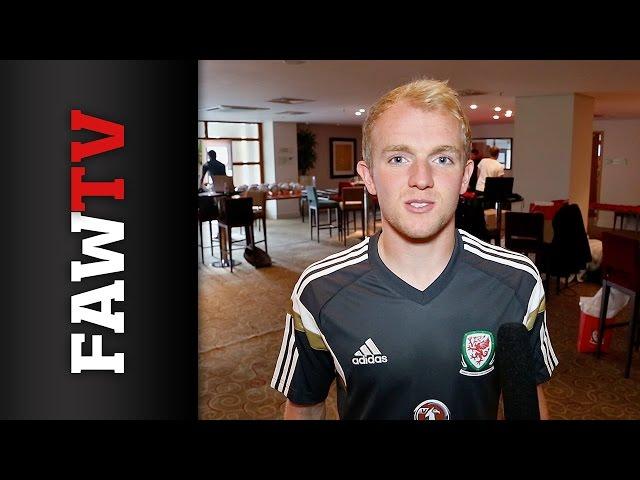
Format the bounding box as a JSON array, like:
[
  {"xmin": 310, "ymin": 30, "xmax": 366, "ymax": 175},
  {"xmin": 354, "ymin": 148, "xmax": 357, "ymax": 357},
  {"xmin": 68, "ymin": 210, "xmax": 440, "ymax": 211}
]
[{"xmin": 271, "ymin": 229, "xmax": 557, "ymax": 420}]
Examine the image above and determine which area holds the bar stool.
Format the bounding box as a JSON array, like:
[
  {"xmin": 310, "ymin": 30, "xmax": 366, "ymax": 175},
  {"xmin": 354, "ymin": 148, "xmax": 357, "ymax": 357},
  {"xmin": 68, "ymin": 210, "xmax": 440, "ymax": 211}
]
[
  {"xmin": 198, "ymin": 195, "xmax": 219, "ymax": 264},
  {"xmin": 306, "ymin": 186, "xmax": 340, "ymax": 243},
  {"xmin": 595, "ymin": 232, "xmax": 640, "ymax": 378}
]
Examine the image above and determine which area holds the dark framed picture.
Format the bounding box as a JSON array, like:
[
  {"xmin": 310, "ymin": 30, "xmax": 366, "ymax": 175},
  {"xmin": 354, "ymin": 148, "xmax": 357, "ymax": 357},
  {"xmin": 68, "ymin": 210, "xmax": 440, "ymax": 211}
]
[
  {"xmin": 329, "ymin": 137, "xmax": 357, "ymax": 178},
  {"xmin": 471, "ymin": 137, "xmax": 513, "ymax": 170}
]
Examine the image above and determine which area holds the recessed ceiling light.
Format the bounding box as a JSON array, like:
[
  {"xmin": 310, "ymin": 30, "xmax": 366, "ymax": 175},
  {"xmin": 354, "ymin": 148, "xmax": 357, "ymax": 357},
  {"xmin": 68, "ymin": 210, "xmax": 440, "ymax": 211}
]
[
  {"xmin": 355, "ymin": 111, "xmax": 362, "ymax": 116},
  {"xmin": 359, "ymin": 108, "xmax": 365, "ymax": 113},
  {"xmin": 505, "ymin": 110, "xmax": 513, "ymax": 117},
  {"xmin": 493, "ymin": 115, "xmax": 500, "ymax": 120},
  {"xmin": 470, "ymin": 104, "xmax": 478, "ymax": 110},
  {"xmin": 268, "ymin": 97, "xmax": 314, "ymax": 105},
  {"xmin": 494, "ymin": 106, "xmax": 502, "ymax": 112},
  {"xmin": 209, "ymin": 105, "xmax": 270, "ymax": 112},
  {"xmin": 276, "ymin": 111, "xmax": 310, "ymax": 115}
]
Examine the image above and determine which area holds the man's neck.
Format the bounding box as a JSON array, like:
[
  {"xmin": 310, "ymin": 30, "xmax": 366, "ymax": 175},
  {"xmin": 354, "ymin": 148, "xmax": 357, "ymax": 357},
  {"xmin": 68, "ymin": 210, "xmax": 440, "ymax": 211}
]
[{"xmin": 377, "ymin": 222, "xmax": 456, "ymax": 291}]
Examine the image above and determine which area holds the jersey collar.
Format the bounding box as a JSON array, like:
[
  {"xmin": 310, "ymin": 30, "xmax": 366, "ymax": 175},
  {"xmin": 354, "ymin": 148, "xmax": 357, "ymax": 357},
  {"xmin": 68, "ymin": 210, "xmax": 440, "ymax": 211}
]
[{"xmin": 368, "ymin": 229, "xmax": 462, "ymax": 305}]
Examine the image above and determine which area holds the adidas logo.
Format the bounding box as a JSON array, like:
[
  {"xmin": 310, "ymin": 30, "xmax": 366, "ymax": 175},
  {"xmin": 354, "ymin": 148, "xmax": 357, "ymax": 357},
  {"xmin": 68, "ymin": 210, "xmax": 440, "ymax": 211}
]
[{"xmin": 352, "ymin": 338, "xmax": 388, "ymax": 365}]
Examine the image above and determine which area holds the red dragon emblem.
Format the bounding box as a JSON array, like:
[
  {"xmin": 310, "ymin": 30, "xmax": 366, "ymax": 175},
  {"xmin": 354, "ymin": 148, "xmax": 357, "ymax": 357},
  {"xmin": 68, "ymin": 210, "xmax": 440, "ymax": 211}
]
[
  {"xmin": 461, "ymin": 331, "xmax": 495, "ymax": 373},
  {"xmin": 467, "ymin": 335, "xmax": 491, "ymax": 365}
]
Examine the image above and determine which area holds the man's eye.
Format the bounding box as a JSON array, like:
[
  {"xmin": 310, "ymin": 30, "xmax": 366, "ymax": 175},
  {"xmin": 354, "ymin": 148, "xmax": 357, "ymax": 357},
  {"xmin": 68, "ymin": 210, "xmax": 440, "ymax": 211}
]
[
  {"xmin": 389, "ymin": 155, "xmax": 407, "ymax": 164},
  {"xmin": 434, "ymin": 156, "xmax": 453, "ymax": 165}
]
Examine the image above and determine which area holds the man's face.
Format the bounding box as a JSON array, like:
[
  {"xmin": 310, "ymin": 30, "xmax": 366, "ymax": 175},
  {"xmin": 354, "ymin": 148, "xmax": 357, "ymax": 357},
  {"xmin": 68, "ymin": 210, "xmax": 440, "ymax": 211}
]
[{"xmin": 358, "ymin": 102, "xmax": 472, "ymax": 241}]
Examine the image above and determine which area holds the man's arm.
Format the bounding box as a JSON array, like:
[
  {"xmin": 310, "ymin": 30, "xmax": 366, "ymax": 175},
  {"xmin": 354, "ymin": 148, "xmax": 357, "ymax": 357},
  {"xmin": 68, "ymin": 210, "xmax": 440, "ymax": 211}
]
[
  {"xmin": 497, "ymin": 385, "xmax": 550, "ymax": 420},
  {"xmin": 537, "ymin": 384, "xmax": 549, "ymax": 420},
  {"xmin": 284, "ymin": 399, "xmax": 326, "ymax": 420},
  {"xmin": 200, "ymin": 164, "xmax": 209, "ymax": 187}
]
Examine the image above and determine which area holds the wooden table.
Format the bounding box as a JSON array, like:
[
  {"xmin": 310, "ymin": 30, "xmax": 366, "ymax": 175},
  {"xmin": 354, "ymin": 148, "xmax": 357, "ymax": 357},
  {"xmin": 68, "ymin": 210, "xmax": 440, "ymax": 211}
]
[
  {"xmin": 266, "ymin": 191, "xmax": 303, "ymax": 201},
  {"xmin": 589, "ymin": 225, "xmax": 640, "ymax": 242},
  {"xmin": 590, "ymin": 202, "xmax": 640, "ymax": 232}
]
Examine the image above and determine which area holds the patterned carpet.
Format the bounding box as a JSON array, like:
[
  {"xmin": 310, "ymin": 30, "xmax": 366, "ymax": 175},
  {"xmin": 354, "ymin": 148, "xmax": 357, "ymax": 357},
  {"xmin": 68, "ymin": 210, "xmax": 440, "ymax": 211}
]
[{"xmin": 199, "ymin": 218, "xmax": 640, "ymax": 420}]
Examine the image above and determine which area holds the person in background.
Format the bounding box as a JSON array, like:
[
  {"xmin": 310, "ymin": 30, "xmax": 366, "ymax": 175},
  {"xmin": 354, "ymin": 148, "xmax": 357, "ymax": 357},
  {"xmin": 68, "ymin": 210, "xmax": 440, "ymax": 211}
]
[
  {"xmin": 475, "ymin": 146, "xmax": 505, "ymax": 192},
  {"xmin": 271, "ymin": 78, "xmax": 556, "ymax": 420},
  {"xmin": 200, "ymin": 150, "xmax": 227, "ymax": 188}
]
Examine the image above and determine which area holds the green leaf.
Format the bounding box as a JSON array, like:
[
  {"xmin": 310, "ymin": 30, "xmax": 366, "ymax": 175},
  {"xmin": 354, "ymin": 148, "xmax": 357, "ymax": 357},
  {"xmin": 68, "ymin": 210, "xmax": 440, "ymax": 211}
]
[{"xmin": 297, "ymin": 127, "xmax": 317, "ymax": 175}]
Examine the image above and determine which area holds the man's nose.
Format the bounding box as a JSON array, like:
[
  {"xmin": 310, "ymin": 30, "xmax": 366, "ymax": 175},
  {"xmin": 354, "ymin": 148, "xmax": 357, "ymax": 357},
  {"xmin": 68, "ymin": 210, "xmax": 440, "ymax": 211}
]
[{"xmin": 408, "ymin": 161, "xmax": 434, "ymax": 189}]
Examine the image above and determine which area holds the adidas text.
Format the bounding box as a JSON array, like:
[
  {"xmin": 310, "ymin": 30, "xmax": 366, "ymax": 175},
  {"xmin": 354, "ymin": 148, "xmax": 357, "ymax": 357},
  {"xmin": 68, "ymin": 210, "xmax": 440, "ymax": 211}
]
[{"xmin": 352, "ymin": 355, "xmax": 388, "ymax": 365}]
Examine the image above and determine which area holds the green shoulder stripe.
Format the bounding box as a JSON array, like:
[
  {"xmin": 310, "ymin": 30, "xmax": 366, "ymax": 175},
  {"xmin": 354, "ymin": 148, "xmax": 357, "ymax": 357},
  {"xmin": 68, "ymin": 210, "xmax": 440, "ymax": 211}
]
[
  {"xmin": 524, "ymin": 296, "xmax": 546, "ymax": 331},
  {"xmin": 288, "ymin": 308, "xmax": 328, "ymax": 351}
]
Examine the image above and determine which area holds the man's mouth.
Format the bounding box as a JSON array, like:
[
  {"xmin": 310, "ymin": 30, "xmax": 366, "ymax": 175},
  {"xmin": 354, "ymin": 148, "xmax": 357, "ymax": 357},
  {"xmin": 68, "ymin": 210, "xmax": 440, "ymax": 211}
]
[{"xmin": 405, "ymin": 200, "xmax": 435, "ymax": 212}]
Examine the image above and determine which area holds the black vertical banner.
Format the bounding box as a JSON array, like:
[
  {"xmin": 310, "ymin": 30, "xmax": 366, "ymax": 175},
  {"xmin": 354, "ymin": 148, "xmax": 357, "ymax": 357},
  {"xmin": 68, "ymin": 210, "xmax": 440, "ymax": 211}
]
[{"xmin": 0, "ymin": 61, "xmax": 197, "ymax": 419}]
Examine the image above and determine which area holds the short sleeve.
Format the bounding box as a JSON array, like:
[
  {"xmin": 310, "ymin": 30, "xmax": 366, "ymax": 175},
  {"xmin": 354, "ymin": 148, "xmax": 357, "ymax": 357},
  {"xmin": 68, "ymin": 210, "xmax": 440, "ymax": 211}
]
[
  {"xmin": 524, "ymin": 282, "xmax": 559, "ymax": 384},
  {"xmin": 270, "ymin": 312, "xmax": 335, "ymax": 405}
]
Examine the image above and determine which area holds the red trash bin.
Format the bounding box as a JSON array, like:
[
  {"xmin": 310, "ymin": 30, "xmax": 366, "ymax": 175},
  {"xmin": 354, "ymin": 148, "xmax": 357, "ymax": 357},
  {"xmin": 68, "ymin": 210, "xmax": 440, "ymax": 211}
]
[{"xmin": 577, "ymin": 312, "xmax": 614, "ymax": 353}]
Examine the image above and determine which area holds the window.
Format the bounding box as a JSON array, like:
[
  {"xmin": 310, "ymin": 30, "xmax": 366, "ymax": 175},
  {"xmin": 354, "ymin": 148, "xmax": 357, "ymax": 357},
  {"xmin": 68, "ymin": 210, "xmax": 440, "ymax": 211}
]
[
  {"xmin": 471, "ymin": 137, "xmax": 513, "ymax": 170},
  {"xmin": 198, "ymin": 121, "xmax": 263, "ymax": 187}
]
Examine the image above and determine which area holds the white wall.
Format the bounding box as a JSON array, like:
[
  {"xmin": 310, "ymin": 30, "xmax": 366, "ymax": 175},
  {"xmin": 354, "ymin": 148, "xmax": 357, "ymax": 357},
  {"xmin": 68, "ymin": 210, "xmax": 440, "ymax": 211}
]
[
  {"xmin": 512, "ymin": 95, "xmax": 576, "ymax": 211},
  {"xmin": 299, "ymin": 124, "xmax": 363, "ymax": 188},
  {"xmin": 470, "ymin": 123, "xmax": 514, "ymax": 139},
  {"xmin": 593, "ymin": 118, "xmax": 640, "ymax": 228}
]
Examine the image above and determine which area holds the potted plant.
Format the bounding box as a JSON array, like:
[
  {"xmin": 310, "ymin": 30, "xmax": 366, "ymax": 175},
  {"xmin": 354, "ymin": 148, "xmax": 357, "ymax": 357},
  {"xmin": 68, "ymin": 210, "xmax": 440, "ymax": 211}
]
[{"xmin": 297, "ymin": 127, "xmax": 317, "ymax": 178}]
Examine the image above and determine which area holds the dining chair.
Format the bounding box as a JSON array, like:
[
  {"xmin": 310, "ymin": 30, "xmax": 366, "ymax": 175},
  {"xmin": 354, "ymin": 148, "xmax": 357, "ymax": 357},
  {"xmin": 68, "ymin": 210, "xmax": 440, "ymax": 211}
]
[
  {"xmin": 504, "ymin": 211, "xmax": 545, "ymax": 277},
  {"xmin": 339, "ymin": 186, "xmax": 365, "ymax": 246},
  {"xmin": 242, "ymin": 190, "xmax": 268, "ymax": 254},
  {"xmin": 217, "ymin": 196, "xmax": 255, "ymax": 273}
]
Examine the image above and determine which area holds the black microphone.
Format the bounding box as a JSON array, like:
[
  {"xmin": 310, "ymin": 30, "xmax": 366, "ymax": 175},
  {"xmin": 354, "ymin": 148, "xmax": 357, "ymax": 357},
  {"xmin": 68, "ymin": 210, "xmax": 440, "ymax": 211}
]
[{"xmin": 497, "ymin": 323, "xmax": 540, "ymax": 420}]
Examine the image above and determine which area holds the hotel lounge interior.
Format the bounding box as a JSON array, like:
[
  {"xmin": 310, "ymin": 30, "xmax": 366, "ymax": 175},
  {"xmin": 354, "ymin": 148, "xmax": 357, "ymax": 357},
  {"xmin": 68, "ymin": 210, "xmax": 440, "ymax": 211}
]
[{"xmin": 198, "ymin": 60, "xmax": 640, "ymax": 420}]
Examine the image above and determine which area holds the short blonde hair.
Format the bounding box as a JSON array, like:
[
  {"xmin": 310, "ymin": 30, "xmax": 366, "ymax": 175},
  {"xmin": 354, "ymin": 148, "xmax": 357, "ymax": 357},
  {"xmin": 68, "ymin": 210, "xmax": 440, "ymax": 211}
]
[{"xmin": 362, "ymin": 78, "xmax": 471, "ymax": 166}]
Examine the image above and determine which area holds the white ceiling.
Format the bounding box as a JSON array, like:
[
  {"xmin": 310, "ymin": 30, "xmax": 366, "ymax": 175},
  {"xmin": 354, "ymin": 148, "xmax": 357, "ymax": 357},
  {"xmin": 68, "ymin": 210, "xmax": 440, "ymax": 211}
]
[{"xmin": 198, "ymin": 60, "xmax": 640, "ymax": 126}]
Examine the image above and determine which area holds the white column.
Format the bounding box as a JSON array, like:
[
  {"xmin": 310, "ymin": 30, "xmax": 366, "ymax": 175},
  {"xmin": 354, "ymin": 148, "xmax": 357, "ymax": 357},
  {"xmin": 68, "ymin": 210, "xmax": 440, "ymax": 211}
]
[
  {"xmin": 513, "ymin": 94, "xmax": 594, "ymax": 226},
  {"xmin": 272, "ymin": 122, "xmax": 300, "ymax": 219},
  {"xmin": 262, "ymin": 121, "xmax": 277, "ymax": 219},
  {"xmin": 569, "ymin": 94, "xmax": 596, "ymax": 227}
]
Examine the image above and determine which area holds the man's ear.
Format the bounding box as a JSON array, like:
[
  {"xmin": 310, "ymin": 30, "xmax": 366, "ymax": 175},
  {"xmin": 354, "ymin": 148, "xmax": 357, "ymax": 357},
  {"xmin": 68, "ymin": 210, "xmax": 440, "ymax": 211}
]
[
  {"xmin": 459, "ymin": 159, "xmax": 474, "ymax": 195},
  {"xmin": 357, "ymin": 161, "xmax": 377, "ymax": 196}
]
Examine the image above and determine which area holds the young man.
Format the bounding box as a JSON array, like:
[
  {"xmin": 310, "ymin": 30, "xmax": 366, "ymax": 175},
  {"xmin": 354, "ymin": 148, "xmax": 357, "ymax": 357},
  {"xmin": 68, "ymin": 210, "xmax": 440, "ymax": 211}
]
[{"xmin": 271, "ymin": 79, "xmax": 557, "ymax": 420}]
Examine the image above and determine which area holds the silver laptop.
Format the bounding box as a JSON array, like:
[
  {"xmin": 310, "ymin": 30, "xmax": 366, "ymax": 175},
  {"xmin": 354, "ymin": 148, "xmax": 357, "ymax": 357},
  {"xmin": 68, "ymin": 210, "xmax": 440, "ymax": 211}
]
[{"xmin": 213, "ymin": 175, "xmax": 235, "ymax": 193}]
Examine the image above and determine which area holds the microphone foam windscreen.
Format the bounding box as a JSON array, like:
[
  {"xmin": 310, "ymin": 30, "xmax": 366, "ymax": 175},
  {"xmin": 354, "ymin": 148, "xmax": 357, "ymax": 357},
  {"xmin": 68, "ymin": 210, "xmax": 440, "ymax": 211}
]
[{"xmin": 497, "ymin": 323, "xmax": 540, "ymax": 420}]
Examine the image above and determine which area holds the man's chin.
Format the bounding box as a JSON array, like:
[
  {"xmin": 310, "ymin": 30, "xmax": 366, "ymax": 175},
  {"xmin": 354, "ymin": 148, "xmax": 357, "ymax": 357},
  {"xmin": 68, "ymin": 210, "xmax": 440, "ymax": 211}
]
[
  {"xmin": 402, "ymin": 229, "xmax": 441, "ymax": 242},
  {"xmin": 391, "ymin": 224, "xmax": 443, "ymax": 242},
  {"xmin": 385, "ymin": 216, "xmax": 453, "ymax": 242}
]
